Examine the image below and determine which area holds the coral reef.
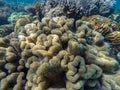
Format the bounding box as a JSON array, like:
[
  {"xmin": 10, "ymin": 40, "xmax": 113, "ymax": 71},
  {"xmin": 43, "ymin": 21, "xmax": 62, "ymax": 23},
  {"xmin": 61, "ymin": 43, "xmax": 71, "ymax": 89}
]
[
  {"xmin": 14, "ymin": 16, "xmax": 33, "ymax": 32},
  {"xmin": 0, "ymin": 24, "xmax": 13, "ymax": 37},
  {"xmin": 106, "ymin": 31, "xmax": 120, "ymax": 45},
  {"xmin": 100, "ymin": 70, "xmax": 120, "ymax": 90},
  {"xmin": 25, "ymin": 3, "xmax": 44, "ymax": 21},
  {"xmin": 117, "ymin": 52, "xmax": 120, "ymax": 61},
  {"xmin": 24, "ymin": 0, "xmax": 116, "ymax": 19},
  {"xmin": 0, "ymin": 1, "xmax": 13, "ymax": 25},
  {"xmin": 81, "ymin": 15, "xmax": 120, "ymax": 60},
  {"xmin": 82, "ymin": 15, "xmax": 120, "ymax": 36},
  {"xmin": 98, "ymin": 0, "xmax": 116, "ymax": 16},
  {"xmin": 0, "ymin": 15, "xmax": 120, "ymax": 90},
  {"xmin": 109, "ymin": 13, "xmax": 120, "ymax": 23},
  {"xmin": 0, "ymin": 37, "xmax": 26, "ymax": 90},
  {"xmin": 0, "ymin": 0, "xmax": 119, "ymax": 89},
  {"xmin": 59, "ymin": 0, "xmax": 116, "ymax": 18},
  {"xmin": 8, "ymin": 12, "xmax": 29, "ymax": 24},
  {"xmin": 0, "ymin": 0, "xmax": 25, "ymax": 25}
]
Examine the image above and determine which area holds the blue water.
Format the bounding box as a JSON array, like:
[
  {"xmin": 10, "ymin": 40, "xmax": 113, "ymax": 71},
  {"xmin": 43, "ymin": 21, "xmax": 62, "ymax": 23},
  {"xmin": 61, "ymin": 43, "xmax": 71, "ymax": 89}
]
[
  {"xmin": 116, "ymin": 0, "xmax": 120, "ymax": 9},
  {"xmin": 4, "ymin": 0, "xmax": 120, "ymax": 10},
  {"xmin": 4, "ymin": 0, "xmax": 46, "ymax": 5}
]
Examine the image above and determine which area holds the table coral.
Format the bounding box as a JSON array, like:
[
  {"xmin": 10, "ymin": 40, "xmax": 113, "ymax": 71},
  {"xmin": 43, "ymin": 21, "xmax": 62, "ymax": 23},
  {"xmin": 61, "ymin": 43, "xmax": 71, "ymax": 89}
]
[{"xmin": 0, "ymin": 15, "xmax": 120, "ymax": 90}]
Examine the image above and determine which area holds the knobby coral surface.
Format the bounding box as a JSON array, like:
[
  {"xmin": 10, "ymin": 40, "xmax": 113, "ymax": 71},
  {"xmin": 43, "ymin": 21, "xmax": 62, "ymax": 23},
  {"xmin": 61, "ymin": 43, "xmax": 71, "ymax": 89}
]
[
  {"xmin": 0, "ymin": 16, "xmax": 120, "ymax": 90},
  {"xmin": 82, "ymin": 15, "xmax": 120, "ymax": 46}
]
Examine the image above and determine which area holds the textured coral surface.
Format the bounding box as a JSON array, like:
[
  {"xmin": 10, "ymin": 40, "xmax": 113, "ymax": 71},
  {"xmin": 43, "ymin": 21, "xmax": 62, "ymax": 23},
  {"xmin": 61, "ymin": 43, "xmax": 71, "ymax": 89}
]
[
  {"xmin": 0, "ymin": 15, "xmax": 120, "ymax": 90},
  {"xmin": 82, "ymin": 15, "xmax": 120, "ymax": 45},
  {"xmin": 24, "ymin": 0, "xmax": 116, "ymax": 20},
  {"xmin": 82, "ymin": 15, "xmax": 120, "ymax": 36}
]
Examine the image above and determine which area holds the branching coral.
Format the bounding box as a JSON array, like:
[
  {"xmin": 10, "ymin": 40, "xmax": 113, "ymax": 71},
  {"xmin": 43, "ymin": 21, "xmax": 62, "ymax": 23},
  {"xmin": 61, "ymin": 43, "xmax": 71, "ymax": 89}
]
[
  {"xmin": 24, "ymin": 0, "xmax": 116, "ymax": 20},
  {"xmin": 60, "ymin": 0, "xmax": 116, "ymax": 17},
  {"xmin": 25, "ymin": 3, "xmax": 44, "ymax": 20}
]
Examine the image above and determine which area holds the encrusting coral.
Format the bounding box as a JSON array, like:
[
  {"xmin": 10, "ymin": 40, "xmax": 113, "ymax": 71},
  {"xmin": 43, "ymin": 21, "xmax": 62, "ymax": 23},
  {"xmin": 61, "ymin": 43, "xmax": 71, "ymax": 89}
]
[{"xmin": 0, "ymin": 15, "xmax": 120, "ymax": 90}]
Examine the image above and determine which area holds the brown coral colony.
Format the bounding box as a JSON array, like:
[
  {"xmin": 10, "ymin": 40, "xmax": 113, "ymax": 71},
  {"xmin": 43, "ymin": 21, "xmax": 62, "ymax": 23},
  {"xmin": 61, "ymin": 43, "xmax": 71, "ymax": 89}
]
[{"xmin": 0, "ymin": 0, "xmax": 120, "ymax": 90}]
